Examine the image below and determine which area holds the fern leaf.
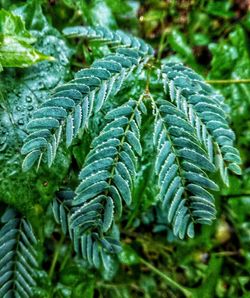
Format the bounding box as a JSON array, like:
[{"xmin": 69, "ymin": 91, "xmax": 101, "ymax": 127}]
[
  {"xmin": 22, "ymin": 30, "xmax": 153, "ymax": 171},
  {"xmin": 0, "ymin": 208, "xmax": 38, "ymax": 298},
  {"xmin": 152, "ymin": 98, "xmax": 218, "ymax": 239},
  {"xmin": 69, "ymin": 98, "xmax": 143, "ymax": 258},
  {"xmin": 161, "ymin": 62, "xmax": 242, "ymax": 185}
]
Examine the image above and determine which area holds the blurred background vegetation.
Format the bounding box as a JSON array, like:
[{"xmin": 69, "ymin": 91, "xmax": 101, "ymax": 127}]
[{"xmin": 1, "ymin": 0, "xmax": 250, "ymax": 297}]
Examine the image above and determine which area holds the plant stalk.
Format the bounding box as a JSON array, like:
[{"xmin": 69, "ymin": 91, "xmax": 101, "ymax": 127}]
[
  {"xmin": 139, "ymin": 257, "xmax": 193, "ymax": 298},
  {"xmin": 206, "ymin": 79, "xmax": 250, "ymax": 84},
  {"xmin": 48, "ymin": 234, "xmax": 65, "ymax": 279}
]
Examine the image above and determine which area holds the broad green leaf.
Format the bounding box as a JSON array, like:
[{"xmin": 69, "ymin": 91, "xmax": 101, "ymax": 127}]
[
  {"xmin": 0, "ymin": 2, "xmax": 72, "ymax": 216},
  {"xmin": 0, "ymin": 9, "xmax": 53, "ymax": 69},
  {"xmin": 0, "ymin": 8, "xmax": 35, "ymax": 43}
]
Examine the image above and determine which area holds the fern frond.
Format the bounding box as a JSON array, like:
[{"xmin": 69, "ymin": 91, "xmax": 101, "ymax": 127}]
[
  {"xmin": 160, "ymin": 62, "xmax": 242, "ymax": 185},
  {"xmin": 52, "ymin": 190, "xmax": 121, "ymax": 269},
  {"xmin": 0, "ymin": 208, "xmax": 38, "ymax": 297},
  {"xmin": 69, "ymin": 98, "xmax": 144, "ymax": 252},
  {"xmin": 63, "ymin": 25, "xmax": 154, "ymax": 56},
  {"xmin": 21, "ymin": 40, "xmax": 152, "ymax": 171},
  {"xmin": 151, "ymin": 97, "xmax": 219, "ymax": 239}
]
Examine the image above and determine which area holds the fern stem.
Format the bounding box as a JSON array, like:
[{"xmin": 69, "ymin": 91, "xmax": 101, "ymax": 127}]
[
  {"xmin": 149, "ymin": 93, "xmax": 195, "ymax": 223},
  {"xmin": 59, "ymin": 245, "xmax": 72, "ymax": 272},
  {"xmin": 139, "ymin": 257, "xmax": 193, "ymax": 298},
  {"xmin": 125, "ymin": 162, "xmax": 153, "ymax": 229},
  {"xmin": 12, "ymin": 219, "xmax": 22, "ymax": 294},
  {"xmin": 106, "ymin": 95, "xmax": 143, "ymax": 190},
  {"xmin": 206, "ymin": 79, "xmax": 250, "ymax": 84},
  {"xmin": 157, "ymin": 28, "xmax": 169, "ymax": 60},
  {"xmin": 48, "ymin": 234, "xmax": 65, "ymax": 279}
]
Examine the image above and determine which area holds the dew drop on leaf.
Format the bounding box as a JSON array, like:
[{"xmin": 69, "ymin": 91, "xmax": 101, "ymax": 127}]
[{"xmin": 17, "ymin": 119, "xmax": 24, "ymax": 125}]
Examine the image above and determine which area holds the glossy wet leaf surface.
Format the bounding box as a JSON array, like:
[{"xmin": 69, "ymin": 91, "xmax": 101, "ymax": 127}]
[{"xmin": 0, "ymin": 9, "xmax": 53, "ymax": 69}]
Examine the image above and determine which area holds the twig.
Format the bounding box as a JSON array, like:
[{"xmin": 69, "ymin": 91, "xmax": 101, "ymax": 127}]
[
  {"xmin": 206, "ymin": 79, "xmax": 250, "ymax": 84},
  {"xmin": 48, "ymin": 234, "xmax": 65, "ymax": 279},
  {"xmin": 139, "ymin": 257, "xmax": 193, "ymax": 298}
]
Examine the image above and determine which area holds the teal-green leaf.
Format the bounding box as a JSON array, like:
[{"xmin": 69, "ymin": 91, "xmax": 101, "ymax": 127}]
[
  {"xmin": 105, "ymin": 105, "xmax": 133, "ymax": 120},
  {"xmin": 21, "ymin": 137, "xmax": 47, "ymax": 155},
  {"xmin": 76, "ymin": 170, "xmax": 110, "ymax": 193},
  {"xmin": 155, "ymin": 141, "xmax": 171, "ymax": 174},
  {"xmin": 177, "ymin": 148, "xmax": 216, "ymax": 172},
  {"xmin": 184, "ymin": 172, "xmax": 219, "ymax": 191},
  {"xmin": 168, "ymin": 187, "xmax": 184, "ymax": 223},
  {"xmin": 126, "ymin": 130, "xmax": 142, "ymax": 156},
  {"xmin": 92, "ymin": 240, "xmax": 101, "ymax": 268},
  {"xmin": 109, "ymin": 185, "xmax": 122, "ymax": 218},
  {"xmin": 75, "ymin": 68, "xmax": 111, "ymax": 80},
  {"xmin": 103, "ymin": 197, "xmax": 114, "ymax": 232},
  {"xmin": 22, "ymin": 150, "xmax": 41, "ymax": 172},
  {"xmin": 33, "ymin": 107, "xmax": 67, "ymax": 120},
  {"xmin": 79, "ymin": 158, "xmax": 113, "ymax": 180},
  {"xmin": 43, "ymin": 97, "xmax": 76, "ymax": 110},
  {"xmin": 187, "ymin": 222, "xmax": 195, "ymax": 238},
  {"xmin": 113, "ymin": 174, "xmax": 131, "ymax": 206},
  {"xmin": 86, "ymin": 147, "xmax": 117, "ymax": 164},
  {"xmin": 73, "ymin": 181, "xmax": 109, "ymax": 206},
  {"xmin": 116, "ymin": 162, "xmax": 132, "ymax": 186},
  {"xmin": 27, "ymin": 118, "xmax": 60, "ymax": 131},
  {"xmin": 66, "ymin": 114, "xmax": 74, "ymax": 148}
]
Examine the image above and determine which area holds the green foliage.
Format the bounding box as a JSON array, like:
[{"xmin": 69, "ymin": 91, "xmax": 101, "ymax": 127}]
[
  {"xmin": 0, "ymin": 9, "xmax": 53, "ymax": 70},
  {"xmin": 161, "ymin": 63, "xmax": 242, "ymax": 184},
  {"xmin": 70, "ymin": 99, "xmax": 144, "ymax": 257},
  {"xmin": 153, "ymin": 98, "xmax": 217, "ymax": 238},
  {"xmin": 0, "ymin": 1, "xmax": 72, "ymax": 216},
  {"xmin": 21, "ymin": 26, "xmax": 153, "ymax": 171},
  {"xmin": 21, "ymin": 20, "xmax": 241, "ymax": 265},
  {"xmin": 209, "ymin": 25, "xmax": 250, "ymax": 150},
  {"xmin": 0, "ymin": 1, "xmax": 249, "ymax": 297},
  {"xmin": 0, "ymin": 208, "xmax": 38, "ymax": 297}
]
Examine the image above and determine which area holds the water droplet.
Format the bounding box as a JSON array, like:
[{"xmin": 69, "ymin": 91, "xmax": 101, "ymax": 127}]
[
  {"xmin": 16, "ymin": 106, "xmax": 22, "ymax": 111},
  {"xmin": 38, "ymin": 81, "xmax": 44, "ymax": 89},
  {"xmin": 17, "ymin": 119, "xmax": 24, "ymax": 125},
  {"xmin": 27, "ymin": 105, "xmax": 34, "ymax": 111},
  {"xmin": 26, "ymin": 97, "xmax": 32, "ymax": 103}
]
